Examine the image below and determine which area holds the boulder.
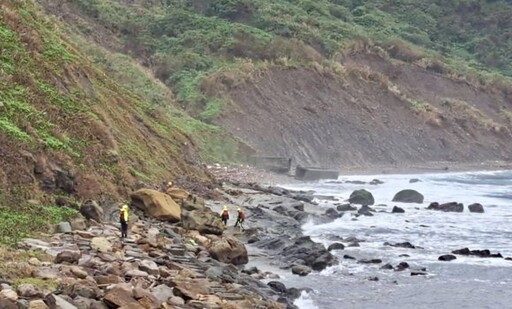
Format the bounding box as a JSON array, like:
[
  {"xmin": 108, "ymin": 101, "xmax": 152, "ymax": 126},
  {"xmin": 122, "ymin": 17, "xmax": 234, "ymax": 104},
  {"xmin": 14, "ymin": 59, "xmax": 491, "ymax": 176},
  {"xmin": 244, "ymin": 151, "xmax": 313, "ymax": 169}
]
[
  {"xmin": 358, "ymin": 259, "xmax": 382, "ymax": 264},
  {"xmin": 280, "ymin": 236, "xmax": 337, "ymax": 271},
  {"xmin": 0, "ymin": 299, "xmax": 17, "ymax": 309},
  {"xmin": 438, "ymin": 254, "xmax": 457, "ymax": 261},
  {"xmin": 166, "ymin": 187, "xmax": 190, "ymax": 201},
  {"xmin": 28, "ymin": 300, "xmax": 49, "ymax": 309},
  {"xmin": 336, "ymin": 204, "xmax": 357, "ymax": 212},
  {"xmin": 17, "ymin": 284, "xmax": 43, "ymax": 298},
  {"xmin": 427, "ymin": 202, "xmax": 463, "ymax": 212},
  {"xmin": 409, "ymin": 178, "xmax": 421, "ymax": 183},
  {"xmin": 0, "ymin": 289, "xmax": 18, "ymax": 302},
  {"xmin": 327, "ymin": 243, "xmax": 345, "ymax": 251},
  {"xmin": 357, "ymin": 205, "xmax": 375, "ymax": 216},
  {"xmin": 395, "ymin": 262, "xmax": 409, "ymax": 271},
  {"xmin": 180, "ymin": 195, "xmax": 205, "ymax": 212},
  {"xmin": 207, "ymin": 237, "xmax": 248, "ymax": 265},
  {"xmin": 291, "ymin": 265, "xmax": 311, "ymax": 276},
  {"xmin": 139, "ymin": 260, "xmax": 159, "ymax": 276},
  {"xmin": 349, "ymin": 189, "xmax": 374, "ymax": 205},
  {"xmin": 324, "ymin": 208, "xmax": 340, "ymax": 219},
  {"xmin": 57, "ymin": 222, "xmax": 72, "ymax": 234},
  {"xmin": 90, "ymin": 237, "xmax": 112, "ymax": 253},
  {"xmin": 369, "ymin": 179, "xmax": 384, "ymax": 185},
  {"xmin": 79, "ymin": 200, "xmax": 103, "ymax": 222},
  {"xmin": 384, "ymin": 242, "xmax": 417, "ymax": 249},
  {"xmin": 452, "ymin": 248, "xmax": 502, "ymax": 258},
  {"xmin": 130, "ymin": 189, "xmax": 181, "ymax": 222},
  {"xmin": 70, "ymin": 218, "xmax": 87, "ymax": 231},
  {"xmin": 392, "ymin": 206, "xmax": 405, "ymax": 213},
  {"xmin": 55, "ymin": 250, "xmax": 81, "ymax": 264},
  {"xmin": 151, "ymin": 285, "xmax": 175, "ymax": 305},
  {"xmin": 392, "ymin": 190, "xmax": 424, "ymax": 203},
  {"xmin": 103, "ymin": 286, "xmax": 138, "ymax": 308},
  {"xmin": 44, "ymin": 294, "xmax": 77, "ymax": 309},
  {"xmin": 380, "ymin": 263, "xmax": 393, "ymax": 270},
  {"xmin": 181, "ymin": 209, "xmax": 224, "ymax": 235},
  {"xmin": 468, "ymin": 203, "xmax": 484, "ymax": 213},
  {"xmin": 267, "ymin": 281, "xmax": 287, "ymax": 294}
]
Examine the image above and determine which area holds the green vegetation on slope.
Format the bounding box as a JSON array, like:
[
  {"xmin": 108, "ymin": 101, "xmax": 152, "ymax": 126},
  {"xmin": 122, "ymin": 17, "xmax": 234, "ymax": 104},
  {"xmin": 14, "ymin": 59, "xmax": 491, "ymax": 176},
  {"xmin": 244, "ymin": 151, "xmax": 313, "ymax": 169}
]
[{"xmin": 57, "ymin": 0, "xmax": 511, "ymax": 120}]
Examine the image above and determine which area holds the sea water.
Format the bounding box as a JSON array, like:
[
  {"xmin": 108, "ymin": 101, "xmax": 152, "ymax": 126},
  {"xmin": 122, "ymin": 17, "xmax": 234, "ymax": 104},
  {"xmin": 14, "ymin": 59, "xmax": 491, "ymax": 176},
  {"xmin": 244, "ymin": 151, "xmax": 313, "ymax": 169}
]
[{"xmin": 278, "ymin": 170, "xmax": 512, "ymax": 309}]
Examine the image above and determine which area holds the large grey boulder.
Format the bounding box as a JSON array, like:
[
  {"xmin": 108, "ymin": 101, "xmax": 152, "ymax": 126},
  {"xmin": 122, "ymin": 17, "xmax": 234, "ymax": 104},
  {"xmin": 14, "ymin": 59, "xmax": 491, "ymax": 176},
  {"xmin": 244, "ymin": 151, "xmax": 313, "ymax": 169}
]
[
  {"xmin": 468, "ymin": 203, "xmax": 484, "ymax": 213},
  {"xmin": 349, "ymin": 189, "xmax": 374, "ymax": 205},
  {"xmin": 427, "ymin": 202, "xmax": 463, "ymax": 212},
  {"xmin": 392, "ymin": 190, "xmax": 424, "ymax": 203}
]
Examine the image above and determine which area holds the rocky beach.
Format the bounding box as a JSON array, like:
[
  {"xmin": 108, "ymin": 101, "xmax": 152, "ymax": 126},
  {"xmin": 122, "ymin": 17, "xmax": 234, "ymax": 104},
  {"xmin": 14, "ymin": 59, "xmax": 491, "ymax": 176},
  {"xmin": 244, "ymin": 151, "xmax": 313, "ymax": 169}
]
[{"xmin": 2, "ymin": 166, "xmax": 512, "ymax": 309}]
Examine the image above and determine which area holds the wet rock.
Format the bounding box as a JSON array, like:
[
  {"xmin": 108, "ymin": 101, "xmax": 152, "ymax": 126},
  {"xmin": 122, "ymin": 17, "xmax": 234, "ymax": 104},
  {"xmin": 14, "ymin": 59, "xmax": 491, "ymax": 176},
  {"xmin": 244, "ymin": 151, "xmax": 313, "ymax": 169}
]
[
  {"xmin": 411, "ymin": 271, "xmax": 428, "ymax": 276},
  {"xmin": 44, "ymin": 294, "xmax": 77, "ymax": 309},
  {"xmin": 409, "ymin": 178, "xmax": 421, "ymax": 183},
  {"xmin": 468, "ymin": 203, "xmax": 484, "ymax": 213},
  {"xmin": 208, "ymin": 236, "xmax": 248, "ymax": 265},
  {"xmin": 90, "ymin": 237, "xmax": 112, "ymax": 253},
  {"xmin": 291, "ymin": 265, "xmax": 312, "ymax": 276},
  {"xmin": 343, "ymin": 255, "xmax": 356, "ymax": 260},
  {"xmin": 368, "ymin": 276, "xmax": 379, "ymax": 281},
  {"xmin": 57, "ymin": 222, "xmax": 72, "ymax": 234},
  {"xmin": 267, "ymin": 281, "xmax": 287, "ymax": 294},
  {"xmin": 399, "ymin": 254, "xmax": 410, "ymax": 257},
  {"xmin": 392, "ymin": 190, "xmax": 424, "ymax": 204},
  {"xmin": 392, "ymin": 206, "xmax": 405, "ymax": 213},
  {"xmin": 168, "ymin": 296, "xmax": 185, "ymax": 306},
  {"xmin": 427, "ymin": 202, "xmax": 463, "ymax": 212},
  {"xmin": 357, "ymin": 205, "xmax": 375, "ymax": 216},
  {"xmin": 349, "ymin": 189, "xmax": 375, "ymax": 205},
  {"xmin": 369, "ymin": 179, "xmax": 384, "ymax": 185},
  {"xmin": 505, "ymin": 257, "xmax": 512, "ymax": 261},
  {"xmin": 439, "ymin": 254, "xmax": 457, "ymax": 261},
  {"xmin": 131, "ymin": 189, "xmax": 181, "ymax": 222},
  {"xmin": 55, "ymin": 250, "xmax": 81, "ymax": 264},
  {"xmin": 395, "ymin": 262, "xmax": 410, "ymax": 271},
  {"xmin": 358, "ymin": 259, "xmax": 382, "ymax": 264},
  {"xmin": 452, "ymin": 248, "xmax": 502, "ymax": 258},
  {"xmin": 79, "ymin": 200, "xmax": 103, "ymax": 222},
  {"xmin": 384, "ymin": 242, "xmax": 417, "ymax": 249},
  {"xmin": 242, "ymin": 267, "xmax": 259, "ymax": 275},
  {"xmin": 336, "ymin": 204, "xmax": 357, "ymax": 212},
  {"xmin": 181, "ymin": 209, "xmax": 224, "ymax": 235},
  {"xmin": 293, "ymin": 203, "xmax": 305, "ymax": 212},
  {"xmin": 380, "ymin": 263, "xmax": 393, "ymax": 270},
  {"xmin": 324, "ymin": 208, "xmax": 340, "ymax": 219},
  {"xmin": 327, "ymin": 243, "xmax": 345, "ymax": 251},
  {"xmin": 281, "ymin": 236, "xmax": 337, "ymax": 271}
]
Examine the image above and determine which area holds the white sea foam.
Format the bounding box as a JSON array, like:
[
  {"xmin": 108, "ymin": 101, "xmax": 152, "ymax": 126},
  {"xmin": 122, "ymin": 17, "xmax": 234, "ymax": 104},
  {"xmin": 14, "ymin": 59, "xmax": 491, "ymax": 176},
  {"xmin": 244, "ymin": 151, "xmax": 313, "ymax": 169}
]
[{"xmin": 281, "ymin": 170, "xmax": 512, "ymax": 308}]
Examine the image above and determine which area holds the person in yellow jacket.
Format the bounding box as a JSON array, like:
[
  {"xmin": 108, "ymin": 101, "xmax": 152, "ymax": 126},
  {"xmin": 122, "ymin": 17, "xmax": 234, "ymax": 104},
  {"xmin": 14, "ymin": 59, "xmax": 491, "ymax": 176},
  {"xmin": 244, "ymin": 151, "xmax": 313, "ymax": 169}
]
[
  {"xmin": 120, "ymin": 204, "xmax": 129, "ymax": 238},
  {"xmin": 220, "ymin": 205, "xmax": 229, "ymax": 225}
]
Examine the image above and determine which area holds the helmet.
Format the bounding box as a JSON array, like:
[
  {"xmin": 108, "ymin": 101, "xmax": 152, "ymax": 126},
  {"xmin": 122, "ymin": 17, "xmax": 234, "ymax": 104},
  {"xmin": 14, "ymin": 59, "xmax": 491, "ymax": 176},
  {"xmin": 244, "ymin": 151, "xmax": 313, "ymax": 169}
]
[
  {"xmin": 167, "ymin": 181, "xmax": 173, "ymax": 187},
  {"xmin": 237, "ymin": 207, "xmax": 241, "ymax": 211},
  {"xmin": 121, "ymin": 204, "xmax": 128, "ymax": 210},
  {"xmin": 223, "ymin": 205, "xmax": 228, "ymax": 210}
]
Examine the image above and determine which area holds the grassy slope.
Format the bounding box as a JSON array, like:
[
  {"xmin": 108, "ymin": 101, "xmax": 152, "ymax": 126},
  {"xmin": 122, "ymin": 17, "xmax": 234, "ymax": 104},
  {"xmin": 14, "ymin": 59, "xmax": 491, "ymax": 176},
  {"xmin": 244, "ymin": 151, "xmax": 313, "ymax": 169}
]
[
  {"xmin": 47, "ymin": 0, "xmax": 512, "ymax": 120},
  {"xmin": 0, "ymin": 0, "xmax": 224, "ymax": 243}
]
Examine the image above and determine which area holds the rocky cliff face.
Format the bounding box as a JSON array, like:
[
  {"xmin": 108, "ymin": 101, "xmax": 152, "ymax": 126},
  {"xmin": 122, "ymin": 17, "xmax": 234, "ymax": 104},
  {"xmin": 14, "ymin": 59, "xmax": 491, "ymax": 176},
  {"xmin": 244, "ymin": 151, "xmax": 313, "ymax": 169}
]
[{"xmin": 218, "ymin": 55, "xmax": 512, "ymax": 169}]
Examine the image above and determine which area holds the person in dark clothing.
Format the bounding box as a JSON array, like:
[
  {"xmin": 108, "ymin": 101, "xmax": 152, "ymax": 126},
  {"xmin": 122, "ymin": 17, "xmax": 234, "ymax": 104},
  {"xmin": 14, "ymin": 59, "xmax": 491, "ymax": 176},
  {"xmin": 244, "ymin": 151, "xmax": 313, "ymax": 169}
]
[
  {"xmin": 120, "ymin": 204, "xmax": 129, "ymax": 238},
  {"xmin": 235, "ymin": 207, "xmax": 245, "ymax": 231},
  {"xmin": 220, "ymin": 205, "xmax": 229, "ymax": 225}
]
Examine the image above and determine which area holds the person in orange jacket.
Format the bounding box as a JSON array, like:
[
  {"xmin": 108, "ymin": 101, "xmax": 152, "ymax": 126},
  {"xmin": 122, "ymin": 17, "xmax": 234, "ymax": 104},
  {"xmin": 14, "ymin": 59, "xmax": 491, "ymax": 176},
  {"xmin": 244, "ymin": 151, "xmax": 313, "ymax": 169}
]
[
  {"xmin": 220, "ymin": 205, "xmax": 229, "ymax": 225},
  {"xmin": 235, "ymin": 207, "xmax": 245, "ymax": 231}
]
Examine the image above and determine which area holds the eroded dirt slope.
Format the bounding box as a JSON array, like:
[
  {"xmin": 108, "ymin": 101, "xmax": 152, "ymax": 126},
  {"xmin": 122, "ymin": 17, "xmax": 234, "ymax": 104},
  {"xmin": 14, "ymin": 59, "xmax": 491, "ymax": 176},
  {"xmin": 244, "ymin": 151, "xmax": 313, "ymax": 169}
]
[{"xmin": 218, "ymin": 58, "xmax": 512, "ymax": 170}]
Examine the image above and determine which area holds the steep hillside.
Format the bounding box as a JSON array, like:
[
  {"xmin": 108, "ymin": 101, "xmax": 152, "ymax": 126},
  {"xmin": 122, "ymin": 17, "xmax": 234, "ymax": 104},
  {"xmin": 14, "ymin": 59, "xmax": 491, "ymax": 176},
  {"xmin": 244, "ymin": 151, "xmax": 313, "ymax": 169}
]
[
  {"xmin": 0, "ymin": 0, "xmax": 216, "ymax": 209},
  {"xmin": 31, "ymin": 0, "xmax": 512, "ymax": 170}
]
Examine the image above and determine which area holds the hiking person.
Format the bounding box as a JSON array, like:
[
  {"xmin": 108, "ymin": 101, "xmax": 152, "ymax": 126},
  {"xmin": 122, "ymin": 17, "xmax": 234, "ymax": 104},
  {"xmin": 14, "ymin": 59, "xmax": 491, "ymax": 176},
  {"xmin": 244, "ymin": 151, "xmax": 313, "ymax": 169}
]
[
  {"xmin": 119, "ymin": 204, "xmax": 129, "ymax": 238},
  {"xmin": 235, "ymin": 207, "xmax": 245, "ymax": 231},
  {"xmin": 220, "ymin": 206, "xmax": 229, "ymax": 225}
]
